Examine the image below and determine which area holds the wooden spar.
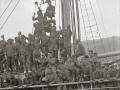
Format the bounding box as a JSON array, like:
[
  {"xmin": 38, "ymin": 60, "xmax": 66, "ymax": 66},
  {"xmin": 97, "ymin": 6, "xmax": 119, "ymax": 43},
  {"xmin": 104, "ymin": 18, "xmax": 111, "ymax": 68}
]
[{"xmin": 98, "ymin": 51, "xmax": 120, "ymax": 58}]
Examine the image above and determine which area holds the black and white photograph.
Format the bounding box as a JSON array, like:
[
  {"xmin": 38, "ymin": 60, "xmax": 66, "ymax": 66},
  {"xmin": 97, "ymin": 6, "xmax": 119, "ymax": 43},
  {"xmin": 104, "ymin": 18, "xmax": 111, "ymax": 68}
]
[{"xmin": 0, "ymin": 0, "xmax": 119, "ymax": 90}]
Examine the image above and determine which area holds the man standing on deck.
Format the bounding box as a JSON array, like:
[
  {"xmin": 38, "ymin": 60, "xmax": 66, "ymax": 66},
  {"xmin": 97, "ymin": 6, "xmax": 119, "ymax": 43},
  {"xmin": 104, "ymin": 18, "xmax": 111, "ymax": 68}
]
[
  {"xmin": 63, "ymin": 25, "xmax": 72, "ymax": 57},
  {"xmin": 44, "ymin": 1, "xmax": 55, "ymax": 20},
  {"xmin": 40, "ymin": 31, "xmax": 49, "ymax": 57},
  {"xmin": 5, "ymin": 38, "xmax": 15, "ymax": 72},
  {"xmin": 19, "ymin": 36, "xmax": 31, "ymax": 73},
  {"xmin": 74, "ymin": 57, "xmax": 93, "ymax": 89},
  {"xmin": 14, "ymin": 37, "xmax": 21, "ymax": 72}
]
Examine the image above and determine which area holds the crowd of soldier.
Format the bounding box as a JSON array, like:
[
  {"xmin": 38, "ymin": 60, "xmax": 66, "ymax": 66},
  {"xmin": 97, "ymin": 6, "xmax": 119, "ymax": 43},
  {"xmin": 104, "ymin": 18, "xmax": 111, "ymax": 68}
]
[{"xmin": 0, "ymin": 44, "xmax": 120, "ymax": 90}]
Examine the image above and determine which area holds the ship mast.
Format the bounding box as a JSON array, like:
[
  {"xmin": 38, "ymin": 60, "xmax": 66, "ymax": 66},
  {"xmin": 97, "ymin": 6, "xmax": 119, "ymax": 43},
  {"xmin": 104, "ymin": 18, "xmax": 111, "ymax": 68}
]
[{"xmin": 60, "ymin": 0, "xmax": 120, "ymax": 60}]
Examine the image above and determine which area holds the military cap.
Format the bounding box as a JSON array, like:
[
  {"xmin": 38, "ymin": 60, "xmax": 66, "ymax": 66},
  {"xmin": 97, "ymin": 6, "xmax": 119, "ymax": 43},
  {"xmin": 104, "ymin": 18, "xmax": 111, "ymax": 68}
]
[
  {"xmin": 7, "ymin": 38, "xmax": 13, "ymax": 41},
  {"xmin": 18, "ymin": 32, "xmax": 21, "ymax": 35},
  {"xmin": 1, "ymin": 35, "xmax": 4, "ymax": 38}
]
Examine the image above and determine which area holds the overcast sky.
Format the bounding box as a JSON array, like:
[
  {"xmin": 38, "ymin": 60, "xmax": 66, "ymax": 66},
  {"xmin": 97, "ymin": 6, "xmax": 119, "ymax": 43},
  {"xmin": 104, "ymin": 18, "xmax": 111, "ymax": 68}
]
[{"xmin": 0, "ymin": 0, "xmax": 119, "ymax": 41}]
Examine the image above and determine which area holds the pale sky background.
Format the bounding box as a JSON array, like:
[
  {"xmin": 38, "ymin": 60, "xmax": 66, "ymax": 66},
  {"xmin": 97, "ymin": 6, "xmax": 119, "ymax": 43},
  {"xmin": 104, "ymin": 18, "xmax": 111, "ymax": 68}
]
[{"xmin": 0, "ymin": 0, "xmax": 119, "ymax": 41}]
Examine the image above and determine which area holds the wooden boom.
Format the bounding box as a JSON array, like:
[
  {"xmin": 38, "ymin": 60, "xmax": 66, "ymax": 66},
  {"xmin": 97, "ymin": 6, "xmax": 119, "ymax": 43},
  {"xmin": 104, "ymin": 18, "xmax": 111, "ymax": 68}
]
[{"xmin": 98, "ymin": 51, "xmax": 120, "ymax": 58}]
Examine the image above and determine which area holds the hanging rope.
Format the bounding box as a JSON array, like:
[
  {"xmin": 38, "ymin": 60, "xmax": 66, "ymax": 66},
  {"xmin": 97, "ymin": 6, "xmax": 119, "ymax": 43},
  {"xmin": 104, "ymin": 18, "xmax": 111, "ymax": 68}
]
[
  {"xmin": 87, "ymin": 0, "xmax": 108, "ymax": 62},
  {"xmin": 0, "ymin": 0, "xmax": 13, "ymax": 18},
  {"xmin": 32, "ymin": 0, "xmax": 37, "ymax": 34},
  {"xmin": 0, "ymin": 0, "xmax": 21, "ymax": 30},
  {"xmin": 97, "ymin": 0, "xmax": 116, "ymax": 60},
  {"xmin": 96, "ymin": 0, "xmax": 113, "ymax": 52}
]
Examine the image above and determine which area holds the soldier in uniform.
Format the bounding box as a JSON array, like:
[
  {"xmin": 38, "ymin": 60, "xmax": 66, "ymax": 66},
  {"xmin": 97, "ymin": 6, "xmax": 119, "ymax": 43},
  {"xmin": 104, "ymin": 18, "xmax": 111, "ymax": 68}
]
[
  {"xmin": 33, "ymin": 22, "xmax": 42, "ymax": 36},
  {"xmin": 75, "ymin": 40, "xmax": 86, "ymax": 58},
  {"xmin": 18, "ymin": 32, "xmax": 22, "ymax": 45},
  {"xmin": 0, "ymin": 40, "xmax": 6, "ymax": 73},
  {"xmin": 64, "ymin": 57, "xmax": 75, "ymax": 90},
  {"xmin": 94, "ymin": 53, "xmax": 101, "ymax": 68},
  {"xmin": 5, "ymin": 38, "xmax": 15, "ymax": 72},
  {"xmin": 43, "ymin": 17, "xmax": 56, "ymax": 33},
  {"xmin": 37, "ymin": 53, "xmax": 48, "ymax": 84},
  {"xmin": 46, "ymin": 52, "xmax": 53, "ymax": 63},
  {"xmin": 19, "ymin": 36, "xmax": 31, "ymax": 73},
  {"xmin": 42, "ymin": 17, "xmax": 52, "ymax": 33},
  {"xmin": 23, "ymin": 72, "xmax": 34, "ymax": 90},
  {"xmin": 45, "ymin": 68, "xmax": 58, "ymax": 90},
  {"xmin": 93, "ymin": 65, "xmax": 106, "ymax": 90},
  {"xmin": 32, "ymin": 2, "xmax": 43, "ymax": 24},
  {"xmin": 102, "ymin": 63, "xmax": 110, "ymax": 89},
  {"xmin": 44, "ymin": 57, "xmax": 57, "ymax": 89},
  {"xmin": 103, "ymin": 63, "xmax": 110, "ymax": 79},
  {"xmin": 14, "ymin": 37, "xmax": 20, "ymax": 72},
  {"xmin": 48, "ymin": 33, "xmax": 59, "ymax": 58},
  {"xmin": 1, "ymin": 69, "xmax": 11, "ymax": 88},
  {"xmin": 44, "ymin": 1, "xmax": 55, "ymax": 19},
  {"xmin": 74, "ymin": 57, "xmax": 93, "ymax": 89},
  {"xmin": 14, "ymin": 73, "xmax": 22, "ymax": 87},
  {"xmin": 28, "ymin": 33, "xmax": 34, "ymax": 55},
  {"xmin": 33, "ymin": 38, "xmax": 41, "ymax": 71},
  {"xmin": 63, "ymin": 25, "xmax": 72, "ymax": 57},
  {"xmin": 40, "ymin": 31, "xmax": 49, "ymax": 57},
  {"xmin": 88, "ymin": 50, "xmax": 100, "ymax": 72},
  {"xmin": 27, "ymin": 34, "xmax": 34, "ymax": 68},
  {"xmin": 46, "ymin": 57, "xmax": 57, "ymax": 75},
  {"xmin": 116, "ymin": 63, "xmax": 120, "ymax": 90},
  {"xmin": 57, "ymin": 57, "xmax": 66, "ymax": 90},
  {"xmin": 107, "ymin": 65, "xmax": 118, "ymax": 90},
  {"xmin": 60, "ymin": 48, "xmax": 67, "ymax": 61}
]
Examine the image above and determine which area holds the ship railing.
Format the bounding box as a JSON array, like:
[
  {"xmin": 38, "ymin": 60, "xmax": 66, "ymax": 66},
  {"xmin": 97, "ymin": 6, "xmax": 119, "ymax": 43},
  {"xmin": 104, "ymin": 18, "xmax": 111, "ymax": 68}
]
[{"xmin": 0, "ymin": 79, "xmax": 120, "ymax": 90}]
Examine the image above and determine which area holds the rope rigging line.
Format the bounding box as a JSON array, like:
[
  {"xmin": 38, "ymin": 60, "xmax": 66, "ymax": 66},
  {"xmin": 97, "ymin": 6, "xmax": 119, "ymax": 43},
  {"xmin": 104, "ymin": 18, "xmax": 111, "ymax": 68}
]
[
  {"xmin": 79, "ymin": 0, "xmax": 109, "ymax": 62},
  {"xmin": 32, "ymin": 0, "xmax": 37, "ymax": 35},
  {"xmin": 79, "ymin": 0, "xmax": 97, "ymax": 53},
  {"xmin": 0, "ymin": 0, "xmax": 13, "ymax": 18},
  {"xmin": 97, "ymin": 0, "xmax": 116, "ymax": 61},
  {"xmin": 88, "ymin": 0, "xmax": 106, "ymax": 53},
  {"xmin": 96, "ymin": 0, "xmax": 114, "ymax": 52},
  {"xmin": 0, "ymin": 0, "xmax": 21, "ymax": 30},
  {"xmin": 87, "ymin": 0, "xmax": 109, "ymax": 61}
]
